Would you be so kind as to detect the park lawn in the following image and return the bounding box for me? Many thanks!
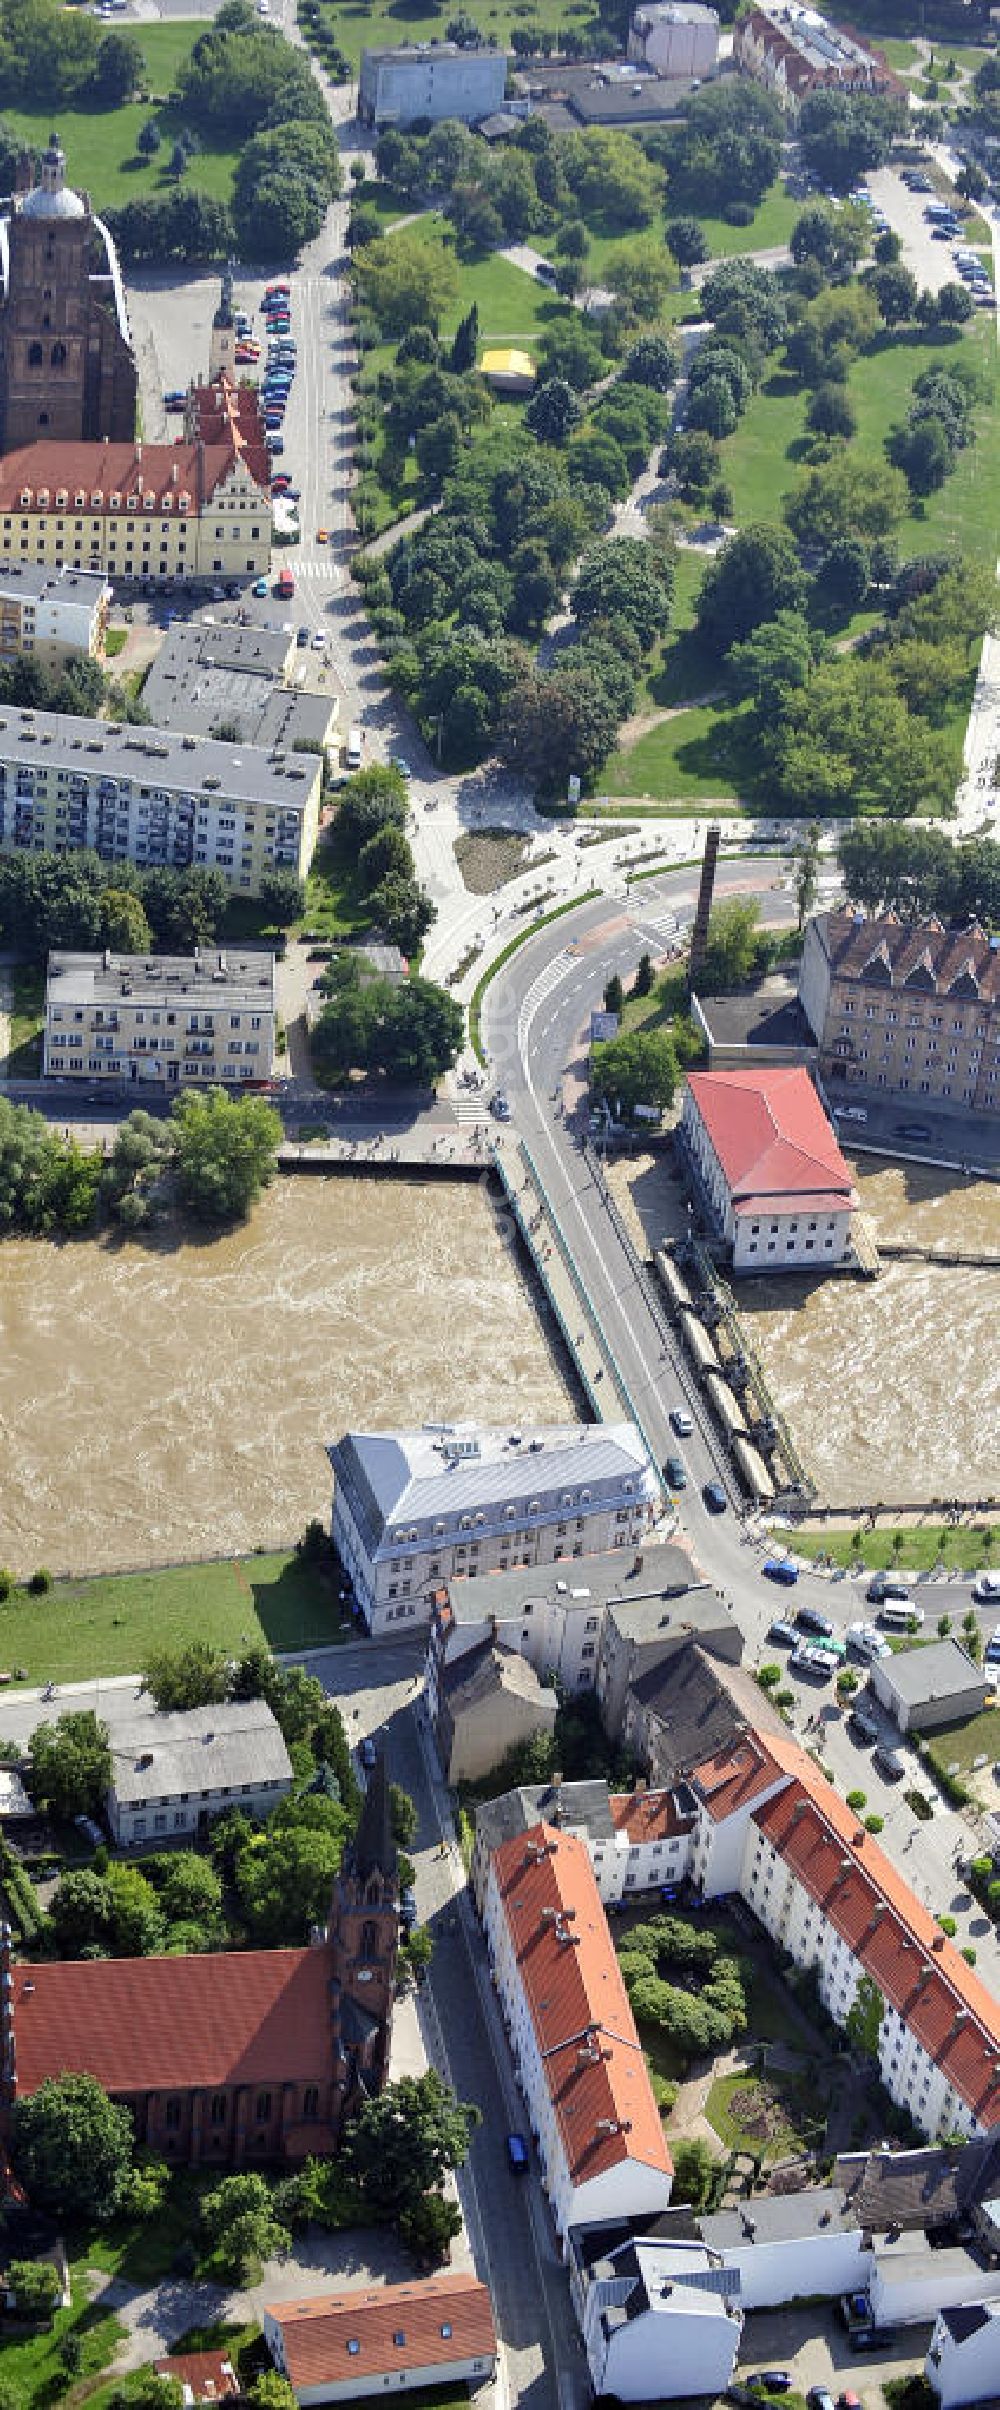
[927,1703,1000,1780]
[705,2066,824,2159]
[717,362,809,530]
[0,2260,124,2410]
[313,0,599,72]
[792,1523,999,1573]
[639,548,722,713]
[878,36,922,69]
[3,27,238,212]
[692,177,801,260]
[602,695,757,803]
[0,1551,344,1689]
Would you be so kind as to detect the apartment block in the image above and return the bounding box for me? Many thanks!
[0,426,271,590]
[0,563,109,670]
[0,708,322,892]
[330,1422,660,1637]
[44,948,277,1089]
[800,910,1000,1119]
[734,0,891,111]
[471,1776,698,1914]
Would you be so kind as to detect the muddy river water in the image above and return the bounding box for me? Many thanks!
[0,1175,572,1578]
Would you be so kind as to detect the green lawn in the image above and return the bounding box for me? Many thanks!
[400,213,577,349]
[879,35,922,69]
[0,2261,124,2410]
[705,2066,825,2159]
[690,177,802,261]
[309,0,599,73]
[0,1552,345,1690]
[639,549,721,712]
[793,1524,999,1574]
[603,696,757,803]
[927,1704,1000,1780]
[5,964,44,1077]
[4,28,238,212]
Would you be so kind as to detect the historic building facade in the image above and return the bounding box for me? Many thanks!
[0,134,136,451]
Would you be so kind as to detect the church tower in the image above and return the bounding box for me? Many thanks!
[329,1751,399,2135]
[0,133,136,451]
[209,262,237,385]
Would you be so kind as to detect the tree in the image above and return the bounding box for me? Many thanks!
[258,868,305,925]
[390,1782,419,1848]
[666,215,708,268]
[798,88,900,192]
[727,611,816,715]
[572,538,672,650]
[785,452,907,550]
[399,2190,463,2265]
[159,1852,224,1932]
[793,821,822,930]
[891,415,953,497]
[341,2070,480,2221]
[370,874,435,956]
[5,2259,61,2322]
[590,1029,678,1116]
[698,898,761,991]
[937,279,974,325]
[92,28,144,101]
[28,1711,110,1821]
[12,2074,133,2221]
[250,2378,297,2410]
[695,525,807,651]
[604,972,624,1015]
[845,1971,884,2058]
[49,1868,112,1955]
[813,536,870,622]
[98,886,152,955]
[868,261,918,327]
[136,116,161,160]
[670,2137,717,2210]
[606,240,674,324]
[667,80,783,214]
[500,666,621,783]
[450,302,479,373]
[525,378,581,446]
[200,2171,290,2282]
[808,382,857,440]
[143,1642,229,1710]
[354,233,459,336]
[699,258,787,351]
[235,1822,345,1943]
[170,1087,281,1224]
[622,333,679,392]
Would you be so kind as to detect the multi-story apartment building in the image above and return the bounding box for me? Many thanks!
[330,1422,661,1637]
[44,948,278,1088]
[680,1064,857,1271]
[800,910,1000,1119]
[471,1776,698,1914]
[0,708,322,892]
[0,425,271,590]
[0,563,109,670]
[482,1821,674,2245]
[734,0,891,112]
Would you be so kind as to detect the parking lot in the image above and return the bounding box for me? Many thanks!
[735,2303,931,2405]
[867,162,996,305]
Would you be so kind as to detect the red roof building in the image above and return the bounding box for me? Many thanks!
[483,1821,672,2243]
[0,427,271,589]
[154,2348,240,2402]
[263,2274,497,2402]
[681,1066,856,1272]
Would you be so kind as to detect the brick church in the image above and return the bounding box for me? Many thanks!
[0,1756,400,2168]
[0,132,136,452]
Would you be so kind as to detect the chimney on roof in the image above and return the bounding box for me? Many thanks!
[595,2118,619,2135]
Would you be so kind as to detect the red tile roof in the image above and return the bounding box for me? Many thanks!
[266,2274,496,2390]
[685,1068,855,1210]
[9,1945,336,2097]
[753,1750,1000,2128]
[610,1788,695,1841]
[690,1732,788,1823]
[0,436,256,517]
[187,375,270,493]
[824,910,1000,1007]
[154,2349,239,2401]
[492,1822,672,2186]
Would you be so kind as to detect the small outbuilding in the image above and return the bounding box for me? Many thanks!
[480,347,537,394]
[870,1640,988,1736]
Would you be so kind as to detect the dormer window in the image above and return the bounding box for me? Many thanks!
[37,488,49,507]
[126,494,139,511]
[18,490,31,507]
[55,488,67,508]
[74,489,86,508]
[143,491,155,511]
[161,493,172,511]
[91,490,103,508]
[109,492,121,510]
[177,493,190,513]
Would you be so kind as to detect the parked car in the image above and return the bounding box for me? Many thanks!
[296,626,309,647]
[702,1478,727,1513]
[808,2389,835,2410]
[663,1454,687,1490]
[762,1557,798,1586]
[896,1121,932,1141]
[796,1603,833,1638]
[767,1618,797,1646]
[866,1572,911,1604]
[848,1704,879,1744]
[750,2375,793,2394]
[252,576,269,596]
[669,1407,694,1437]
[506,2131,530,2174]
[399,1887,418,1936]
[974,1573,1000,1603]
[873,1741,905,1781]
[490,1093,511,1122]
[359,1735,377,1772]
[790,1642,834,1679]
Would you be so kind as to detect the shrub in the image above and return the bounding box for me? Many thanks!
[904,1789,932,1821]
[723,200,755,226]
[0,1569,13,1601]
[864,1813,884,1834]
[846,1789,867,1811]
[936,1913,957,1937]
[29,1568,52,1595]
[962,1946,977,1965]
[756,1664,781,1689]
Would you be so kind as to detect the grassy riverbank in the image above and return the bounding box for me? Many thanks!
[0,1551,345,1689]
[792,1526,998,1574]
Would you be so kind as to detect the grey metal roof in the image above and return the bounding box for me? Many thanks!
[877,1639,985,1705]
[0,707,320,813]
[141,621,337,754]
[445,1645,552,1716]
[474,1778,617,1857]
[443,1541,697,1628]
[702,2189,853,2251]
[329,1422,655,1554]
[46,948,276,1014]
[108,1700,291,1807]
[0,562,107,607]
[632,1644,783,1783]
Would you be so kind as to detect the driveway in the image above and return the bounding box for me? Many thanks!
[738,2301,929,2405]
[100,2221,418,2371]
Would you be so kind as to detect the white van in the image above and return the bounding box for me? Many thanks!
[879,1600,925,1630]
[345,725,364,771]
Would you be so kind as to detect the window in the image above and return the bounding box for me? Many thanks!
[211,2094,227,2125]
[256,2091,272,2121]
[303,2085,319,2120]
[393,2333,406,2349]
[347,2342,360,2357]
[164,2099,181,2130]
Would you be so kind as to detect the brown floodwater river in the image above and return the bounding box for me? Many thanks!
[0,1174,572,1578]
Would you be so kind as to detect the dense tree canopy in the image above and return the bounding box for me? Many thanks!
[695,525,807,652]
[12,2075,133,2222]
[169,1089,282,1225]
[590,1029,678,1115]
[341,2071,480,2220]
[28,1712,111,1821]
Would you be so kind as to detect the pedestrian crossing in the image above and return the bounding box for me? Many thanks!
[516,951,577,1053]
[288,558,341,583]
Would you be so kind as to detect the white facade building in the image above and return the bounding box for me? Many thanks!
[928,2302,1000,2407]
[0,562,108,668]
[330,1421,660,1637]
[106,1700,292,1847]
[44,948,277,1087]
[700,2190,868,2310]
[582,2235,741,2401]
[681,1066,856,1272]
[627,1,719,75]
[471,1777,698,1914]
[263,2275,496,2406]
[482,1821,673,2246]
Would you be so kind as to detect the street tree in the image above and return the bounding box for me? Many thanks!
[143,1642,229,1710]
[12,2074,133,2221]
[170,1087,282,1224]
[793,821,822,929]
[699,898,761,990]
[341,2070,480,2220]
[590,1030,678,1116]
[28,1711,111,1820]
